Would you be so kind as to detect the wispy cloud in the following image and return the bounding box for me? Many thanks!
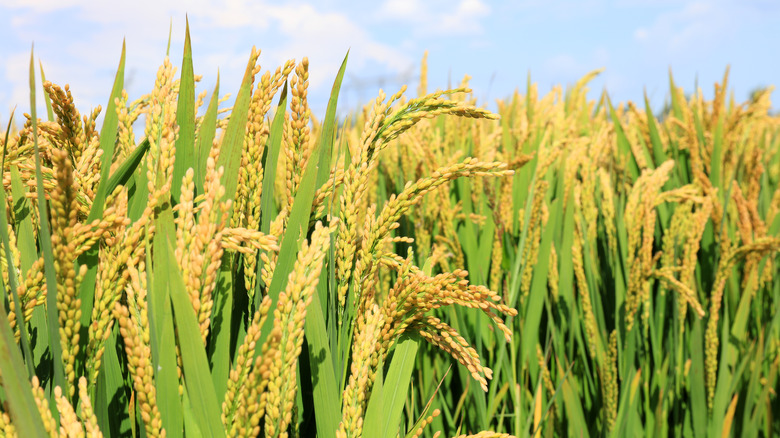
[2,0,778,118]
[377,0,492,36]
[632,2,740,53]
[1,0,411,115]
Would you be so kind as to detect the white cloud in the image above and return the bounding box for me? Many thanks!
[258,4,412,90]
[0,0,84,13]
[376,0,492,36]
[1,1,412,115]
[615,0,678,6]
[439,0,491,34]
[631,2,739,52]
[3,51,41,117]
[508,0,606,20]
[377,0,424,21]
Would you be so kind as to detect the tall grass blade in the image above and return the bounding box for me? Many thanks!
[196,73,219,194]
[315,51,348,189]
[216,49,258,207]
[259,82,288,236]
[0,115,34,378]
[164,235,225,438]
[379,335,420,438]
[151,213,184,438]
[106,138,150,195]
[301,54,348,438]
[38,61,54,121]
[30,44,66,393]
[0,300,47,436]
[78,41,126,381]
[172,17,195,204]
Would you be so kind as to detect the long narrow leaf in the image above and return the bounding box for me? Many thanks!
[0,299,47,436]
[78,40,126,380]
[0,125,34,377]
[172,17,195,204]
[196,73,219,194]
[165,236,225,438]
[30,45,67,393]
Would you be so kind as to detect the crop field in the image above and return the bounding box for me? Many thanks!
[0,24,778,437]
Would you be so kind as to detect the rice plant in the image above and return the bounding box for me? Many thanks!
[0,21,778,437]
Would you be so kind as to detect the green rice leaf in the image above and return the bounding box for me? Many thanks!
[10,163,48,368]
[151,211,184,438]
[0,120,34,378]
[0,298,47,436]
[259,82,288,236]
[379,335,420,438]
[305,291,342,438]
[208,254,233,404]
[38,61,54,122]
[172,17,195,204]
[314,51,348,190]
[644,92,667,171]
[95,326,132,436]
[257,54,347,437]
[105,138,150,196]
[30,44,67,394]
[88,39,125,220]
[607,95,639,181]
[520,196,559,366]
[78,40,126,381]
[216,49,258,208]
[182,389,204,438]
[164,236,225,438]
[196,73,219,194]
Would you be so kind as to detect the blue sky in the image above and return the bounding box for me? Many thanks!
[1,0,778,121]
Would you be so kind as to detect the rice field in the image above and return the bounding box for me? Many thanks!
[0,24,778,437]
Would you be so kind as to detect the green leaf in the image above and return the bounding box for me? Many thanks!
[78,40,126,382]
[38,61,54,122]
[520,196,559,367]
[9,165,37,275]
[89,39,126,220]
[255,81,287,310]
[196,73,219,194]
[260,53,348,325]
[557,358,590,438]
[216,49,258,208]
[151,211,183,438]
[644,92,668,171]
[106,139,150,196]
[688,319,707,438]
[95,326,132,436]
[9,163,48,368]
[182,389,204,438]
[259,82,288,236]
[165,236,225,438]
[710,113,725,191]
[607,95,639,182]
[258,53,348,438]
[0,113,34,378]
[364,356,384,432]
[30,44,67,394]
[314,51,348,191]
[129,156,150,222]
[208,254,233,405]
[172,16,195,204]
[378,335,420,438]
[0,297,48,436]
[304,291,342,438]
